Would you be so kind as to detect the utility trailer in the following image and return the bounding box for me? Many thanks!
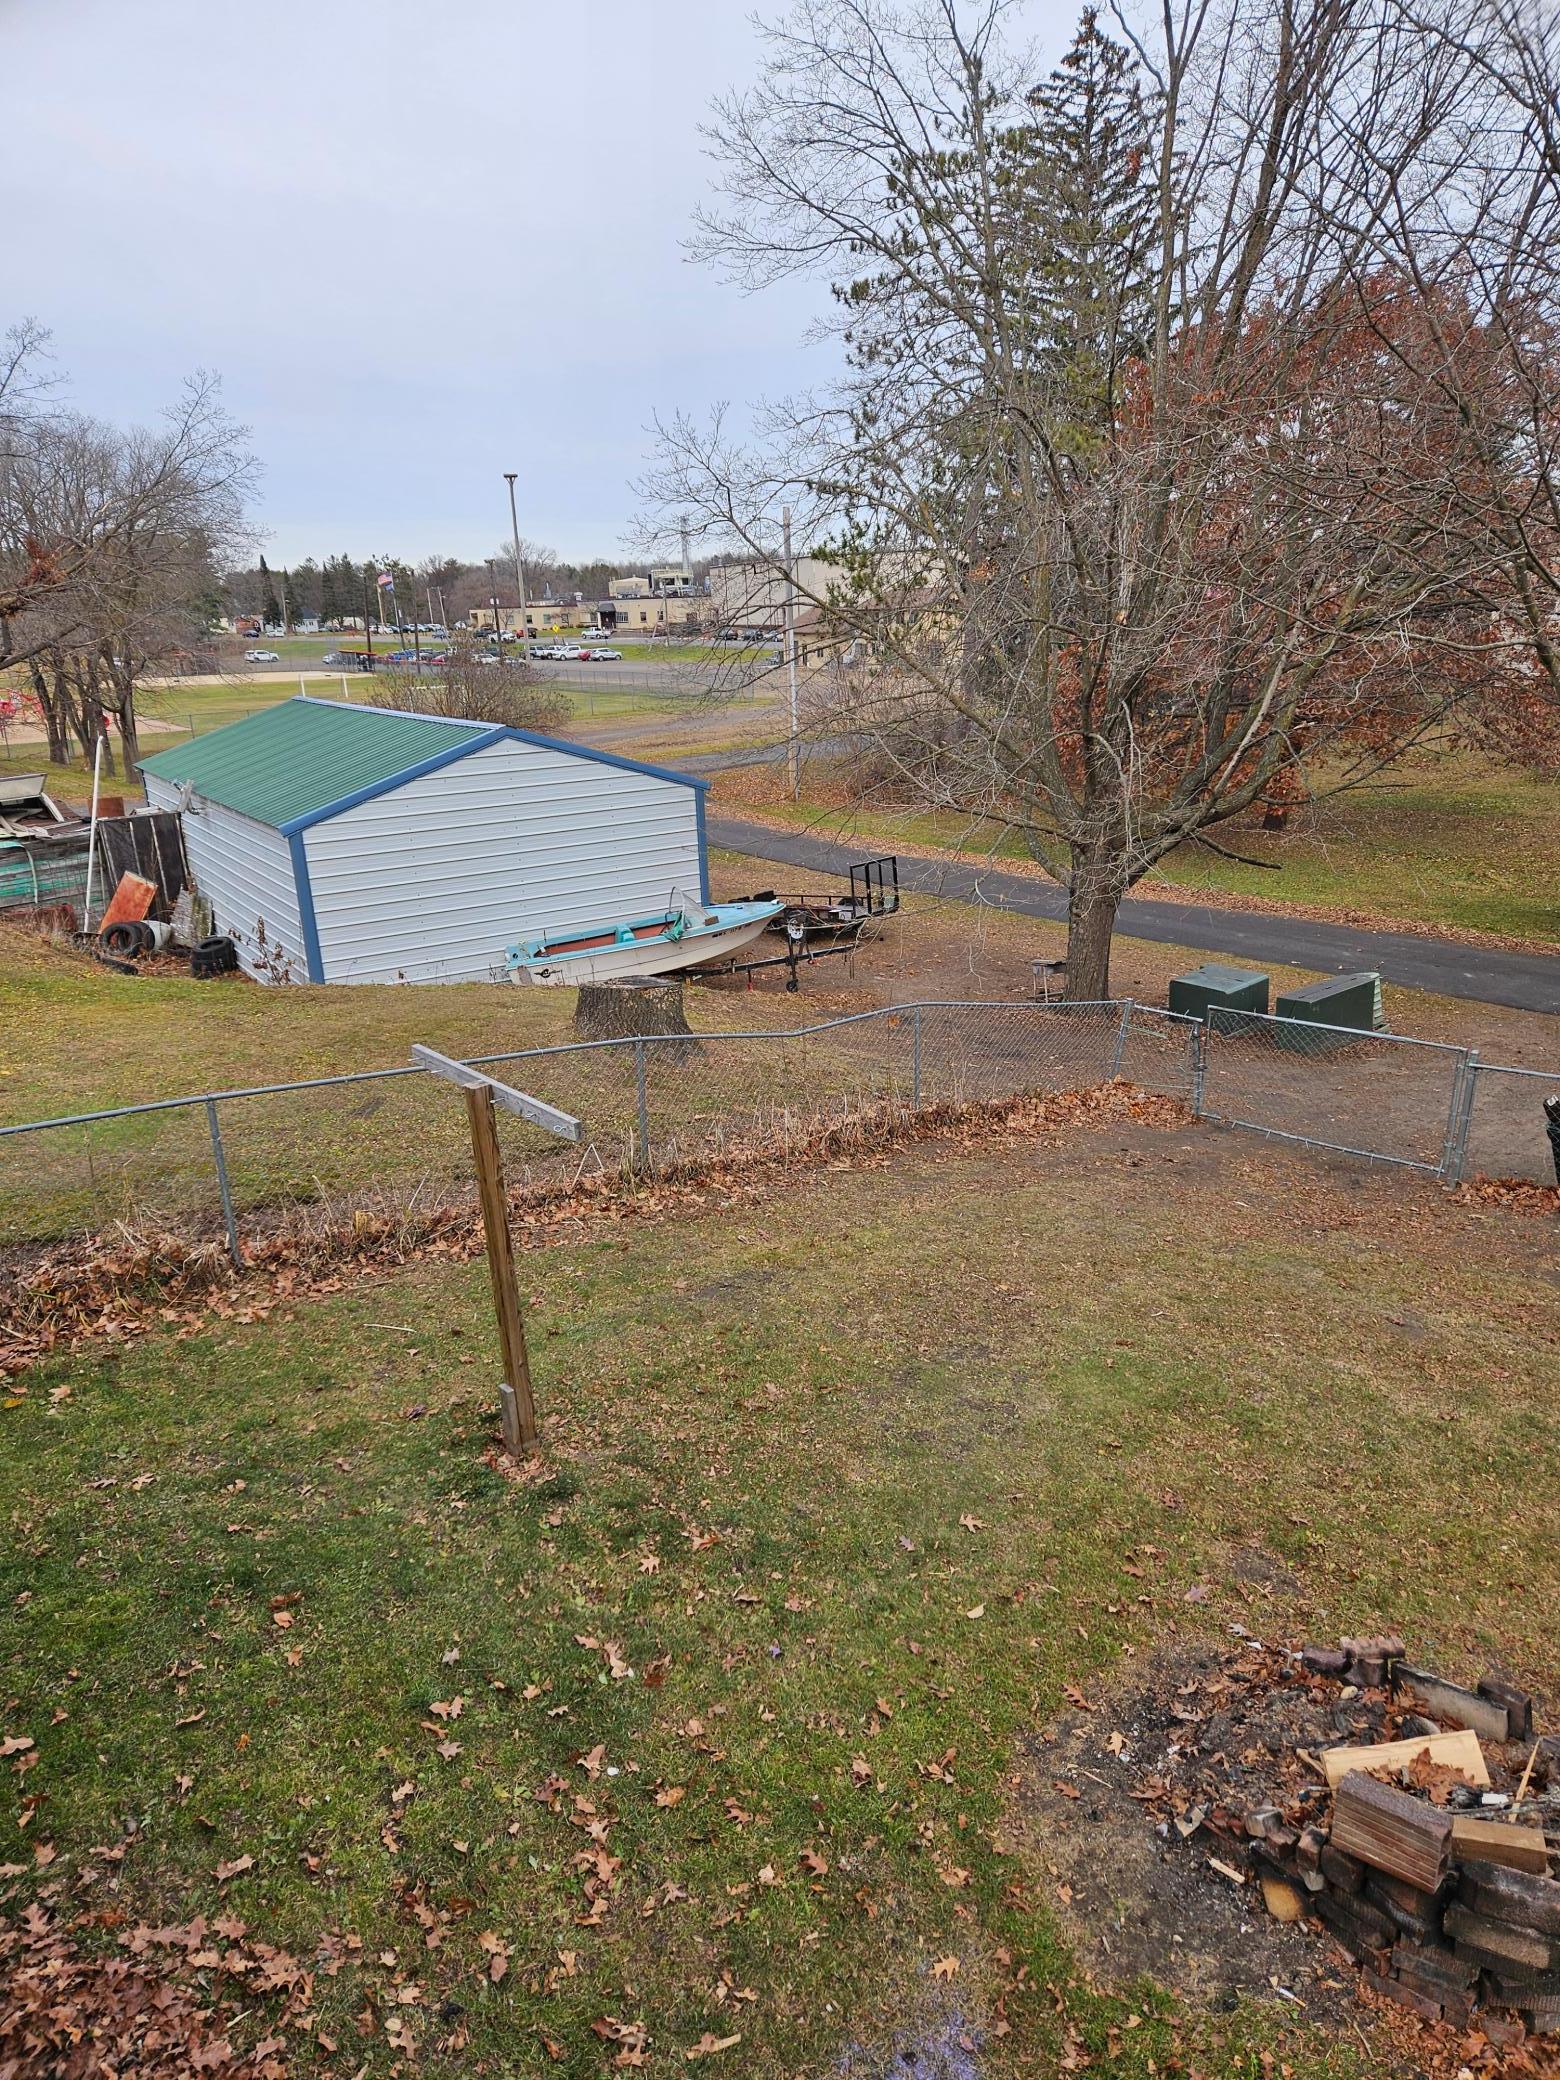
[727,856,901,991]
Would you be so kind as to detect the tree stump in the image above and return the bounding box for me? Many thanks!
[574,979,699,1058]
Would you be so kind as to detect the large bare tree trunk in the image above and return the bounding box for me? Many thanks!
[1065,853,1124,1001]
[1064,893,1119,1003]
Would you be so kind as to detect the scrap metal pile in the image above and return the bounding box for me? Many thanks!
[1130,1634,1557,2046]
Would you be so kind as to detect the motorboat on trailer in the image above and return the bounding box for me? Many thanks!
[506,895,783,987]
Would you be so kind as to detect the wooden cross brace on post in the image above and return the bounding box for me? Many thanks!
[412,1046,582,1456]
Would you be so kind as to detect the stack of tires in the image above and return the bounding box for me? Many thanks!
[99,919,173,958]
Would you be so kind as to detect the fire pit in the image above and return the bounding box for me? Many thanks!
[1018,1632,1556,2053]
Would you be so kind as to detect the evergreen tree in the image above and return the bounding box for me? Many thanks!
[258,554,281,629]
[293,557,322,624]
[1000,10,1160,439]
[318,557,339,628]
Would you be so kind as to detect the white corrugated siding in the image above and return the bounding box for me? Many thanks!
[301,736,703,985]
[143,775,307,984]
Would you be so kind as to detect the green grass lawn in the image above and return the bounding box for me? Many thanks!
[727,752,1560,943]
[3,1117,1555,2075]
[0,924,580,1125]
[0,678,747,806]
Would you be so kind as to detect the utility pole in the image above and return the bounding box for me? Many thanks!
[782,504,800,798]
[362,579,376,668]
[504,472,529,658]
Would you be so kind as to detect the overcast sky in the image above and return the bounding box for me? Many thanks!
[5,0,1065,569]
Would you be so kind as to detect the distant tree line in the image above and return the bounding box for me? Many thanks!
[219,545,724,630]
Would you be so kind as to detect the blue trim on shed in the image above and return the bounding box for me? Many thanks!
[287,831,326,983]
[278,711,709,838]
[274,708,713,952]
[491,726,711,797]
[694,788,711,904]
[278,726,508,835]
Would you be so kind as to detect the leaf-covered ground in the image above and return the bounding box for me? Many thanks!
[3,1105,1557,2076]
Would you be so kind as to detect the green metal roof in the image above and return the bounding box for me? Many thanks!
[138,698,494,831]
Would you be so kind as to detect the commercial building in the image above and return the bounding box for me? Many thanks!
[707,556,844,639]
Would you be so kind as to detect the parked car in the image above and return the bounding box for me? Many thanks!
[243,648,281,663]
[588,647,622,661]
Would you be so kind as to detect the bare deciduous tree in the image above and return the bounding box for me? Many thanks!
[3,343,256,770]
[644,0,1560,996]
[377,632,571,733]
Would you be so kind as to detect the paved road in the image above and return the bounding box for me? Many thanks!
[705,815,1560,1016]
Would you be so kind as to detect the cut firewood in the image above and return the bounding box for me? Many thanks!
[1330,1771,1454,1891]
[1320,1726,1489,1790]
[1392,1940,1478,1996]
[1261,1874,1305,1922]
[1451,1816,1552,1877]
[1396,1666,1510,1745]
[1443,1902,1555,1973]
[1312,1884,1396,1960]
[1478,1674,1535,1744]
[1457,1859,1560,1937]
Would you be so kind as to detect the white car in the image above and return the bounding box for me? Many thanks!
[588,647,622,661]
[244,648,281,663]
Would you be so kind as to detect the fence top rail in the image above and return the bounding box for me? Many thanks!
[0,997,1133,1139]
[1208,1006,1469,1057]
[1468,1061,1560,1083]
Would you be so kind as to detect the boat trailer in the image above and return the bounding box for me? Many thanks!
[724,856,901,992]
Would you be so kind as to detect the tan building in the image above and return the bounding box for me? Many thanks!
[708,555,844,637]
[604,594,706,634]
[609,568,697,600]
[470,602,582,635]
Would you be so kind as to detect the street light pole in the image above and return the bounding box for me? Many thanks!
[504,472,529,658]
[782,504,800,799]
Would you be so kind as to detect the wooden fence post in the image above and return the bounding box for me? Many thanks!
[464,1081,538,1454]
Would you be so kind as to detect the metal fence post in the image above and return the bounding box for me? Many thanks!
[1440,1049,1479,1184]
[634,1039,651,1176]
[1110,999,1134,1079]
[912,1005,923,1109]
[205,1098,244,1269]
[1190,1019,1207,1119]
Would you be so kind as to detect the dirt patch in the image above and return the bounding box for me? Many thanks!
[1009,1635,1560,2074]
[1010,1639,1365,2026]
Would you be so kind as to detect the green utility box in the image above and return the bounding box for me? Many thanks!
[1274,971,1380,1033]
[1168,963,1270,1021]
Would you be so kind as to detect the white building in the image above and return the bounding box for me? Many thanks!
[138,695,710,985]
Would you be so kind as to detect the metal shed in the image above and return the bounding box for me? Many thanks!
[138,696,711,985]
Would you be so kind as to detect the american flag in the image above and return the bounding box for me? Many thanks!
[376,570,394,589]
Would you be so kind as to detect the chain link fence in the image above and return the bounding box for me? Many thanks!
[1445,1060,1560,1187]
[1197,1009,1471,1173]
[2,1002,1554,1277]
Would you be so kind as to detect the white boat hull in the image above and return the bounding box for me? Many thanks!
[517,910,774,986]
